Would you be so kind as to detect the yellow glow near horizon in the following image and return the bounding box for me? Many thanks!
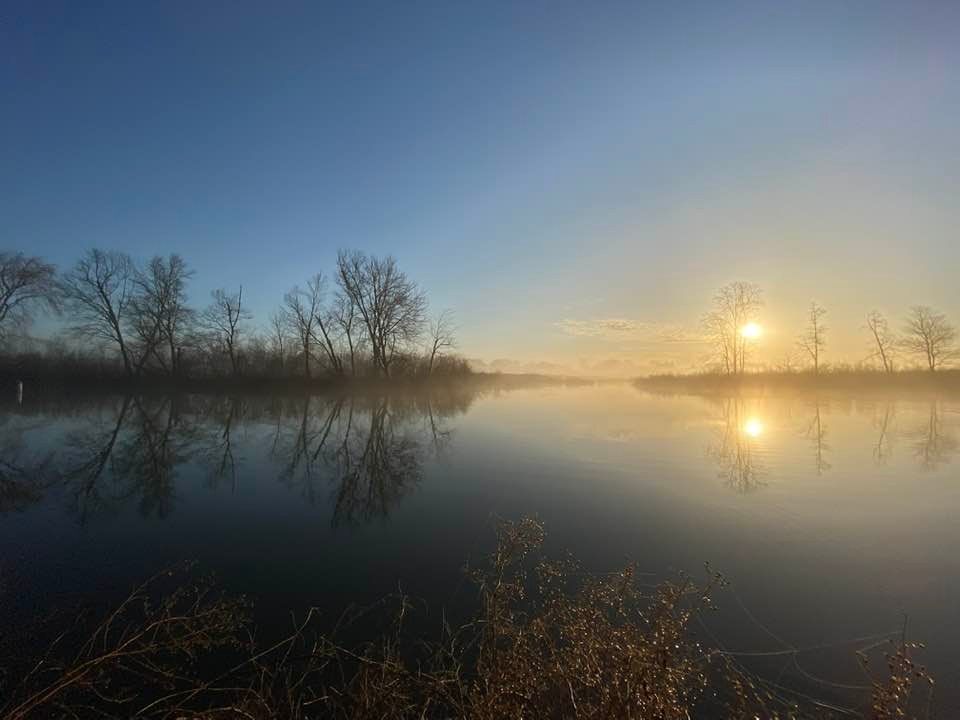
[741,322,762,339]
[743,419,764,438]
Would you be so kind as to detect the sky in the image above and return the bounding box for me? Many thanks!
[3,1,959,375]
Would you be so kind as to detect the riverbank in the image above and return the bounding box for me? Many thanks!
[1,369,596,400]
[0,518,931,720]
[635,368,960,396]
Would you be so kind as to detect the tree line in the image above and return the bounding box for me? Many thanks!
[0,249,464,381]
[701,281,957,375]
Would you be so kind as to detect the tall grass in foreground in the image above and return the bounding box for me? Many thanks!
[0,519,935,719]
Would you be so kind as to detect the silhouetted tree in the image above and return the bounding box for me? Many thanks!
[901,306,956,372]
[60,249,137,377]
[131,255,193,375]
[336,251,427,378]
[797,302,828,375]
[0,252,60,342]
[865,310,896,374]
[269,311,288,371]
[282,277,323,379]
[427,309,456,376]
[200,287,249,376]
[700,282,762,375]
[310,276,344,376]
[332,293,361,377]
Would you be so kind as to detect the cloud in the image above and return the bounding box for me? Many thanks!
[555,318,705,345]
[555,317,645,338]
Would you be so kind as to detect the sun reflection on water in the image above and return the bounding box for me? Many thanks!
[743,418,764,438]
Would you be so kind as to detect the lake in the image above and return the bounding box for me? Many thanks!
[2,380,959,712]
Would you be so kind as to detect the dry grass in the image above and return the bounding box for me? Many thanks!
[0,520,936,719]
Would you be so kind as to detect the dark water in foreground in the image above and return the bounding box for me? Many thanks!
[2,381,959,711]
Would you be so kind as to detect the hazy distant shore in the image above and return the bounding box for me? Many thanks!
[0,367,593,398]
[635,368,960,395]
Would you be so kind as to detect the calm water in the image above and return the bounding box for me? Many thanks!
[2,381,959,711]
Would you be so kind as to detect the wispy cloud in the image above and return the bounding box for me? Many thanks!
[555,318,705,345]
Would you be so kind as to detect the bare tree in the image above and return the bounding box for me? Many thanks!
[201,287,250,376]
[269,311,288,371]
[0,252,60,342]
[865,310,896,373]
[283,274,337,379]
[310,281,344,376]
[700,282,763,375]
[336,251,427,378]
[901,306,957,372]
[332,293,361,377]
[282,281,316,379]
[797,302,828,375]
[427,309,457,375]
[60,249,136,377]
[128,255,194,376]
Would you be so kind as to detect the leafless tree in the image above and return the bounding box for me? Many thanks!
[60,249,137,377]
[700,282,763,375]
[269,311,288,371]
[201,287,250,376]
[282,278,321,379]
[311,284,344,376]
[865,310,896,373]
[129,255,194,376]
[427,309,457,375]
[901,305,957,372]
[282,273,344,378]
[332,293,362,377]
[151,255,192,375]
[0,252,60,342]
[336,250,427,378]
[797,301,827,375]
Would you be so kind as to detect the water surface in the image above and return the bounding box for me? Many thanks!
[2,381,958,711]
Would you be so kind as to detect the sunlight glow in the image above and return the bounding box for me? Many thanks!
[743,419,764,438]
[740,322,762,339]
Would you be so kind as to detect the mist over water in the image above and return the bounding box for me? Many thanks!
[2,381,959,709]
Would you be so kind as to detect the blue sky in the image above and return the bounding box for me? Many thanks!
[3,1,959,373]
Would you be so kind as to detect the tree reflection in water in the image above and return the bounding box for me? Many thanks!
[910,401,959,472]
[803,398,831,476]
[271,391,460,526]
[707,397,767,493]
[60,396,132,523]
[0,416,52,513]
[872,402,896,465]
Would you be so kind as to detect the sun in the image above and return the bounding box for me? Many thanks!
[743,419,764,438]
[741,322,762,339]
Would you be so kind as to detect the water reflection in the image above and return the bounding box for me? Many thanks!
[60,396,132,522]
[60,396,197,521]
[872,403,895,465]
[0,416,51,512]
[3,386,959,521]
[707,398,767,493]
[270,394,445,525]
[910,402,959,472]
[803,399,831,476]
[5,385,482,526]
[197,396,243,491]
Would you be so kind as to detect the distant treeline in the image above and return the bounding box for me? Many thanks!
[637,366,960,395]
[0,249,468,385]
[697,281,958,376]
